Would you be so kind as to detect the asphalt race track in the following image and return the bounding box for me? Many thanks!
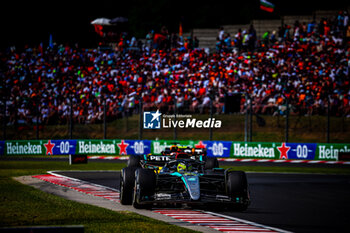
[56,171,350,233]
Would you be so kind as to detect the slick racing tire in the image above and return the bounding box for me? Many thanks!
[226,171,249,211]
[132,168,156,209]
[205,157,219,170]
[120,167,137,205]
[127,155,141,167]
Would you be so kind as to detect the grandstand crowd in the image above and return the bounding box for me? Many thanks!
[1,11,350,125]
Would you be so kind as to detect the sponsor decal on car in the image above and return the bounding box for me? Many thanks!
[149,155,171,161]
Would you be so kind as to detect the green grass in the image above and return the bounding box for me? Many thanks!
[0,161,127,176]
[5,114,350,143]
[0,160,196,233]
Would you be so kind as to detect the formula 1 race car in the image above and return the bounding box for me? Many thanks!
[120,150,250,211]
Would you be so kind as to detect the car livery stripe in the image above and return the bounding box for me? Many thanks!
[33,172,290,233]
[86,156,350,164]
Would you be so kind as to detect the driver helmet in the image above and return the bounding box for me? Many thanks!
[177,162,192,172]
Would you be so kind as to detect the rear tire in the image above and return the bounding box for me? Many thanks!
[226,171,249,211]
[133,168,156,209]
[120,167,137,205]
[205,157,219,170]
[127,155,141,167]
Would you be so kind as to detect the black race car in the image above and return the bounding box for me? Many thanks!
[120,150,250,211]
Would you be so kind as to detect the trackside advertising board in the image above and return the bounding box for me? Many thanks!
[76,140,118,155]
[316,143,350,161]
[1,139,349,161]
[231,142,317,160]
[5,140,44,155]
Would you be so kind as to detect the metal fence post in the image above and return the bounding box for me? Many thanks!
[2,75,6,140]
[249,96,253,142]
[244,96,248,142]
[327,96,330,143]
[139,99,143,140]
[174,96,177,141]
[14,98,18,135]
[125,108,128,132]
[209,97,213,141]
[285,97,289,143]
[36,99,40,140]
[69,94,73,139]
[3,96,6,140]
[103,98,107,139]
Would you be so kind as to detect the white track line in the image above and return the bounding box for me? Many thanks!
[48,171,120,192]
[205,211,292,233]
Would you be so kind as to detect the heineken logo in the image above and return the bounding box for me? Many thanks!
[6,142,42,155]
[233,143,275,158]
[318,145,350,160]
[78,141,116,154]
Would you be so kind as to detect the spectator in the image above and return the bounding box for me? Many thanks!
[2,10,350,128]
[218,27,225,41]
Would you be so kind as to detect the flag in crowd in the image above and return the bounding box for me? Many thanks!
[260,0,275,13]
[179,22,183,37]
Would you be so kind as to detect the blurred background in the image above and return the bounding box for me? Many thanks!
[1,0,348,48]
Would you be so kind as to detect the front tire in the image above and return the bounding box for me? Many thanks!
[132,168,156,209]
[226,171,249,211]
[120,167,137,205]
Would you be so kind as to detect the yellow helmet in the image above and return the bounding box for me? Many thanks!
[177,162,187,172]
[177,162,192,172]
